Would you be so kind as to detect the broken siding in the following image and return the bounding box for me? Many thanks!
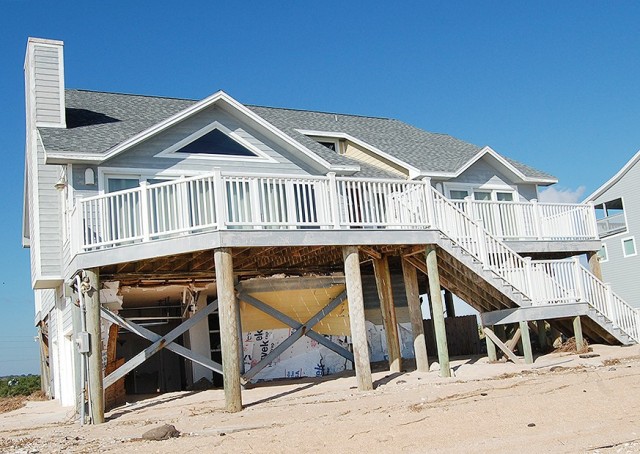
[103,106,312,176]
[39,289,56,316]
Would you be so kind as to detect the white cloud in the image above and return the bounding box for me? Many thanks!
[538,185,586,203]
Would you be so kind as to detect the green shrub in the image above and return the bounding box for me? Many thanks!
[0,375,41,397]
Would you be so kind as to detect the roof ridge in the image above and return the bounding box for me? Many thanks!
[66,88,198,102]
[248,104,393,121]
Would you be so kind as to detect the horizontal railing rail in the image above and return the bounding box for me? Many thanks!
[72,172,433,253]
[529,258,639,342]
[451,199,597,241]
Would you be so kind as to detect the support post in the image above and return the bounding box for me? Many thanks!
[519,320,533,364]
[537,320,548,351]
[425,244,450,377]
[343,246,373,391]
[444,289,455,317]
[214,248,242,412]
[485,326,497,362]
[84,268,104,424]
[573,315,585,352]
[373,255,401,373]
[401,259,429,372]
[587,251,603,281]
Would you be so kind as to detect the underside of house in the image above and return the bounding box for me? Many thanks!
[22,38,639,423]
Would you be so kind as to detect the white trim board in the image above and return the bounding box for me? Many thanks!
[154,120,278,163]
[585,149,640,202]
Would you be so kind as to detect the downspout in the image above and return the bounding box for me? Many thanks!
[74,274,88,426]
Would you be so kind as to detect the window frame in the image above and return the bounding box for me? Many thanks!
[444,183,518,202]
[155,121,278,163]
[621,236,637,258]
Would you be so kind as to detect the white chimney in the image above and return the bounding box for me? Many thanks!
[24,37,66,128]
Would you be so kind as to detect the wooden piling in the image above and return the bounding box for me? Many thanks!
[573,316,585,352]
[343,246,373,391]
[84,268,104,424]
[485,326,497,362]
[444,289,455,317]
[401,259,429,372]
[519,320,533,364]
[373,255,401,373]
[587,251,604,281]
[537,320,548,351]
[214,248,242,412]
[425,245,450,378]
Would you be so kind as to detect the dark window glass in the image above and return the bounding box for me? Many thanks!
[177,129,256,156]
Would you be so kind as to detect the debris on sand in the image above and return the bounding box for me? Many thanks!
[141,424,180,441]
[554,337,591,354]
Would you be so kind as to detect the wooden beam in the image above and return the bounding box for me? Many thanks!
[537,320,548,351]
[573,316,584,352]
[505,327,522,352]
[519,320,533,364]
[214,247,242,413]
[84,268,104,424]
[239,291,351,382]
[360,246,382,260]
[101,307,223,376]
[425,245,450,378]
[401,258,429,372]
[587,251,603,281]
[444,289,455,317]
[483,328,521,364]
[373,255,401,373]
[343,246,373,391]
[484,326,497,362]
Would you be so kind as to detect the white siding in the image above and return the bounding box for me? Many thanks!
[28,41,65,127]
[593,161,640,308]
[35,139,63,280]
[39,289,56,316]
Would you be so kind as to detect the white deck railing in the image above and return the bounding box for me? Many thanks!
[529,258,640,341]
[68,171,637,341]
[451,199,598,241]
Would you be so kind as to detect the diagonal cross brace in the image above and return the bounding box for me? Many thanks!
[238,290,353,383]
[101,301,222,389]
[238,291,353,363]
[101,307,223,381]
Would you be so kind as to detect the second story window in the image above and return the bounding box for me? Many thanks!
[594,198,626,238]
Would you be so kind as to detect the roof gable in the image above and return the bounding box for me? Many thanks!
[585,149,640,202]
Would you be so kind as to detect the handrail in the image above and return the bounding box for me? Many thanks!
[451,198,598,240]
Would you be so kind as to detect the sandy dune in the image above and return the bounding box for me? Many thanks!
[2,344,640,453]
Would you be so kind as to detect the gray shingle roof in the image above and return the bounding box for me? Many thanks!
[38,89,555,181]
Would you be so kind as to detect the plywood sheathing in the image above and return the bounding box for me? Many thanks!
[238,276,350,336]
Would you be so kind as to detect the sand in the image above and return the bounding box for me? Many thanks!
[2,344,640,453]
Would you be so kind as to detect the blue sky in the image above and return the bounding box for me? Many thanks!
[2,1,640,375]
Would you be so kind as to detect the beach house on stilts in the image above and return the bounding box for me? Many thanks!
[22,37,639,423]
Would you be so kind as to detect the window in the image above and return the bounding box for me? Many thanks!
[597,244,608,262]
[449,190,469,200]
[318,141,336,151]
[622,237,636,257]
[473,191,491,201]
[594,198,627,237]
[175,128,256,156]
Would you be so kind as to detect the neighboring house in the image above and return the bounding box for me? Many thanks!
[23,38,638,419]
[585,150,640,309]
